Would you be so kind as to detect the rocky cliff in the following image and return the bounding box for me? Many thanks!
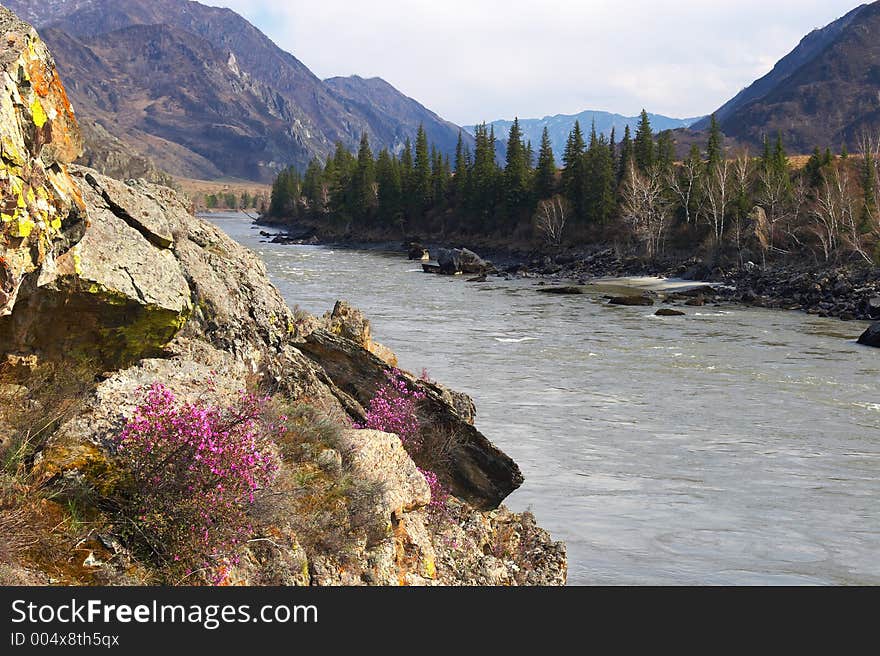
[0,7,565,586]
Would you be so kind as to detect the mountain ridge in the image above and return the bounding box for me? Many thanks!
[2,0,472,181]
[695,1,880,152]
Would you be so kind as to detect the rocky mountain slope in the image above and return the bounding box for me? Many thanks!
[694,2,880,152]
[2,0,473,182]
[0,7,564,586]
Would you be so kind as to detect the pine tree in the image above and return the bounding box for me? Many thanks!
[609,126,618,173]
[585,124,615,225]
[414,124,432,212]
[470,122,500,221]
[352,133,376,222]
[504,118,530,214]
[618,124,634,185]
[400,137,414,217]
[656,130,675,170]
[453,131,468,201]
[431,146,448,207]
[375,148,402,225]
[562,121,586,219]
[634,109,654,172]
[269,166,302,217]
[327,141,356,220]
[302,157,325,214]
[707,114,723,168]
[534,126,557,200]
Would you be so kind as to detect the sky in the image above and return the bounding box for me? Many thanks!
[219,0,864,125]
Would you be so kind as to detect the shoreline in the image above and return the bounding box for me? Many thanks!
[253,215,880,324]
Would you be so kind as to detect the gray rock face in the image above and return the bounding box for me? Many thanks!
[339,429,431,517]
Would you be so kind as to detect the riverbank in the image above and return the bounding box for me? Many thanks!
[255,216,880,323]
[214,213,880,584]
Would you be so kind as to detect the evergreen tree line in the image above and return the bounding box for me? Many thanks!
[205,190,267,211]
[269,114,880,265]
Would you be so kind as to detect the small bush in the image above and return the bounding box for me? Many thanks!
[358,370,452,520]
[112,383,280,581]
[359,369,425,448]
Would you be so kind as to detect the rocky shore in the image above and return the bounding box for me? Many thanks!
[258,214,880,325]
[0,8,565,586]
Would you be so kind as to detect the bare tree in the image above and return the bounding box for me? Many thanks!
[810,163,865,262]
[858,131,880,235]
[621,163,670,258]
[700,157,732,246]
[534,196,569,247]
[731,149,754,262]
[667,151,702,225]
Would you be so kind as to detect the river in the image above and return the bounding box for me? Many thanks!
[207,212,880,585]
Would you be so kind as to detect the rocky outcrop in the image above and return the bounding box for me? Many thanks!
[0,8,563,587]
[296,329,523,510]
[320,300,397,367]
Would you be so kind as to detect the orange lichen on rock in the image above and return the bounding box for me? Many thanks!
[0,7,85,316]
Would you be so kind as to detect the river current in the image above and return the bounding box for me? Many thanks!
[208,213,879,585]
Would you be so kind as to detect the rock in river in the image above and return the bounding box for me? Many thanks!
[655,308,686,316]
[609,295,654,307]
[857,322,880,347]
[537,286,585,295]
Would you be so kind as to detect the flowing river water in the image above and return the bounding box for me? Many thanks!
[208,213,879,585]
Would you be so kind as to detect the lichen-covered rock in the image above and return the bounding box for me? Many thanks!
[321,300,398,367]
[431,502,567,586]
[339,429,431,517]
[0,6,84,317]
[225,527,310,587]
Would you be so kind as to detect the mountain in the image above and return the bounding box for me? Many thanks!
[40,23,317,181]
[695,2,880,152]
[468,111,703,160]
[3,0,472,182]
[324,76,467,159]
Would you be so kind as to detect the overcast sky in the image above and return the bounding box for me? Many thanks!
[219,0,863,125]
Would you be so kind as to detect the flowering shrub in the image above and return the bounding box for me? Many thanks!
[358,370,451,518]
[113,383,280,581]
[359,369,426,448]
[418,467,449,513]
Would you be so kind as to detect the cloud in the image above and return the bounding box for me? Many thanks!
[218,0,862,124]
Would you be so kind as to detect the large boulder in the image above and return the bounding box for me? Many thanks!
[436,248,490,275]
[338,429,431,517]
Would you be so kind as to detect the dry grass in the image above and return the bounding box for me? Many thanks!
[252,402,387,567]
